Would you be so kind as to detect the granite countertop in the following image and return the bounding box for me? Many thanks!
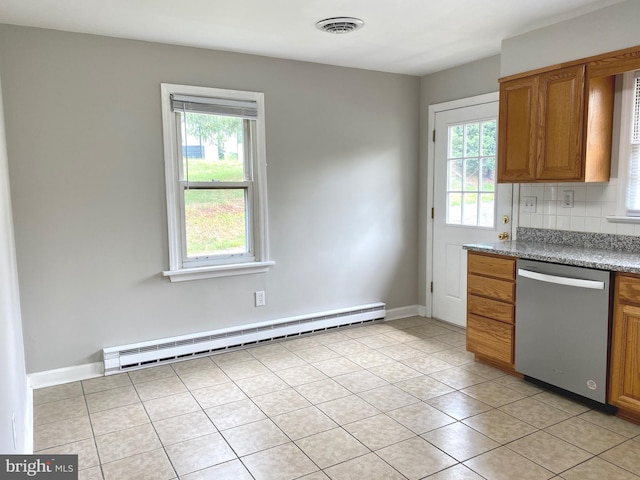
[463,228,640,274]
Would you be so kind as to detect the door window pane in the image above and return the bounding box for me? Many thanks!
[449,125,464,158]
[464,123,480,157]
[464,158,479,191]
[448,159,463,190]
[462,193,479,225]
[481,157,496,191]
[447,192,462,225]
[482,121,497,156]
[479,193,495,227]
[445,119,497,227]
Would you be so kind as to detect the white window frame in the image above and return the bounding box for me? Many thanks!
[160,83,273,282]
[609,70,640,224]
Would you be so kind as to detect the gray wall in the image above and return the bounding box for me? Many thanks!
[501,0,640,77]
[0,25,420,373]
[418,56,501,306]
[0,73,29,453]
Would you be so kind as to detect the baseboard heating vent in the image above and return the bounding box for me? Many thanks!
[103,302,385,375]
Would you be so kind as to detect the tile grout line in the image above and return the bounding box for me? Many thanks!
[137,367,181,480]
[80,381,106,480]
[31,317,640,480]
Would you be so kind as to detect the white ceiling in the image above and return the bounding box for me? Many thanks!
[0,0,628,76]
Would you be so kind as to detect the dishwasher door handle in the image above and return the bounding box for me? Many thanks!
[517,268,605,290]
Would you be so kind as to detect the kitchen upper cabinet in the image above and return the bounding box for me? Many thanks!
[536,66,585,181]
[497,76,538,181]
[466,251,516,373]
[498,64,613,183]
[609,273,640,422]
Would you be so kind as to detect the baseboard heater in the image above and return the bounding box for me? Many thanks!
[103,302,385,375]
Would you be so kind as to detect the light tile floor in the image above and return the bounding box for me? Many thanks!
[33,317,640,480]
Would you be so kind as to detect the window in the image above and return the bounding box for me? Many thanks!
[445,119,497,227]
[160,84,272,282]
[617,71,640,217]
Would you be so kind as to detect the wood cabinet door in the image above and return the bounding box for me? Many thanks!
[609,302,640,412]
[467,252,516,281]
[467,314,514,365]
[468,295,514,324]
[497,76,538,182]
[467,274,515,303]
[536,65,586,181]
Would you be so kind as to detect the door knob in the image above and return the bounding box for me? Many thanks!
[498,232,510,241]
[502,215,510,224]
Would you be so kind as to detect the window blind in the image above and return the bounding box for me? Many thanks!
[170,94,258,119]
[625,73,640,215]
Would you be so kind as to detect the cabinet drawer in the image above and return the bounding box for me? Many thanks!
[468,253,516,280]
[468,294,515,324]
[467,314,514,365]
[617,274,640,305]
[468,274,515,302]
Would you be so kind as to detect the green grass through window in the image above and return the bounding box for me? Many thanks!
[183,159,248,256]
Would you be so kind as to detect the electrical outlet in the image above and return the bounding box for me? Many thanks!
[255,291,266,307]
[522,196,537,213]
[563,190,574,208]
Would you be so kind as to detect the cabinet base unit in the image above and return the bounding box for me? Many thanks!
[466,252,517,374]
[467,314,513,365]
[609,273,640,422]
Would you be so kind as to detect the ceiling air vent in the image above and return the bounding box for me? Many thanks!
[316,17,364,34]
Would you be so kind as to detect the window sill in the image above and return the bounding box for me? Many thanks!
[605,215,640,224]
[162,261,275,282]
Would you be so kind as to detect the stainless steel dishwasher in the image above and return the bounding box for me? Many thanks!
[515,259,612,405]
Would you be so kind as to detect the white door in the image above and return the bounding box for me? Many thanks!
[431,101,512,326]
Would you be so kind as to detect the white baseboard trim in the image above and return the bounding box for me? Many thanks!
[385,305,421,321]
[25,382,33,454]
[418,305,428,317]
[28,362,103,389]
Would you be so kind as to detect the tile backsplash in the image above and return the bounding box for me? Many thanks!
[517,179,640,236]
